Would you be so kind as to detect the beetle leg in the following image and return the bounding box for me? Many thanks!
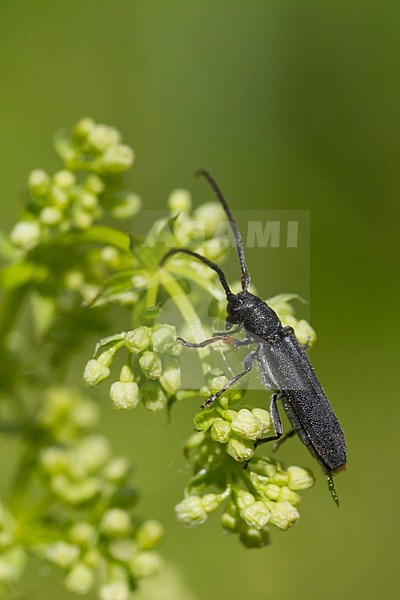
[178,334,254,349]
[201,351,256,409]
[255,392,284,446]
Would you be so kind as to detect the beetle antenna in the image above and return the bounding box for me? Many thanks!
[196,169,250,291]
[160,248,234,300]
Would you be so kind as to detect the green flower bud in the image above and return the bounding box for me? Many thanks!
[226,435,254,462]
[130,551,163,578]
[239,526,270,549]
[112,193,142,219]
[83,348,115,386]
[287,466,314,490]
[28,169,50,195]
[193,201,226,236]
[72,206,94,229]
[208,374,228,395]
[270,471,289,486]
[102,456,131,483]
[40,447,70,475]
[108,539,136,563]
[40,206,63,225]
[78,190,98,211]
[110,381,139,410]
[46,541,80,568]
[279,486,301,506]
[264,484,281,501]
[69,522,97,547]
[76,436,111,473]
[10,220,41,250]
[201,493,222,514]
[211,417,231,443]
[0,548,25,584]
[88,124,121,151]
[53,169,76,188]
[251,408,271,437]
[175,495,207,527]
[125,326,152,354]
[85,174,104,194]
[74,117,95,140]
[50,185,69,208]
[152,325,179,354]
[64,562,95,595]
[236,490,255,511]
[139,351,162,379]
[51,475,102,505]
[141,382,167,412]
[221,511,238,532]
[100,144,134,173]
[99,581,130,600]
[159,356,181,395]
[100,509,131,537]
[241,501,270,529]
[222,409,238,423]
[136,520,165,550]
[168,189,192,213]
[294,319,317,347]
[270,501,300,530]
[231,409,262,441]
[83,548,100,568]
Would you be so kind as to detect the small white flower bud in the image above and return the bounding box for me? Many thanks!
[221,511,238,532]
[236,490,255,511]
[211,418,231,443]
[108,539,136,563]
[78,190,98,211]
[72,206,94,229]
[175,495,208,527]
[125,326,152,353]
[74,118,95,139]
[100,509,131,537]
[69,522,97,547]
[10,220,41,250]
[139,351,162,379]
[168,189,192,213]
[239,526,270,549]
[112,193,142,219]
[270,501,300,530]
[136,520,165,550]
[241,501,270,529]
[279,486,301,506]
[76,436,111,473]
[110,381,139,410]
[287,466,314,490]
[88,124,121,151]
[83,359,110,387]
[100,144,134,173]
[231,408,262,441]
[64,562,95,595]
[102,456,131,483]
[193,201,226,236]
[28,169,50,195]
[40,206,63,225]
[264,484,281,501]
[294,319,317,347]
[46,541,80,568]
[85,174,105,194]
[53,169,76,188]
[159,356,181,395]
[130,551,163,578]
[226,435,254,462]
[151,325,178,354]
[141,382,167,412]
[99,581,130,600]
[251,408,271,437]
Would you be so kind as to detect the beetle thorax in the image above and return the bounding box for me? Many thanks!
[227,291,282,339]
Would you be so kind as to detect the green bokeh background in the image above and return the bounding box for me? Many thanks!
[0,2,398,599]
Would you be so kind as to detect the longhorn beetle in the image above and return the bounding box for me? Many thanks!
[161,170,347,504]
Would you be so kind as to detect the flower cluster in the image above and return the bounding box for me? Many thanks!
[84,323,182,412]
[32,386,165,598]
[10,119,139,254]
[176,432,314,548]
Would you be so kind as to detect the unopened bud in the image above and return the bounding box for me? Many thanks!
[100,509,131,537]
[139,351,162,379]
[226,435,254,462]
[240,501,270,529]
[270,501,299,530]
[168,189,192,213]
[64,562,95,595]
[211,418,231,443]
[175,495,207,527]
[287,466,314,490]
[231,409,262,441]
[125,326,152,354]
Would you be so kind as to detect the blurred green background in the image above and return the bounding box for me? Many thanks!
[0,2,399,599]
